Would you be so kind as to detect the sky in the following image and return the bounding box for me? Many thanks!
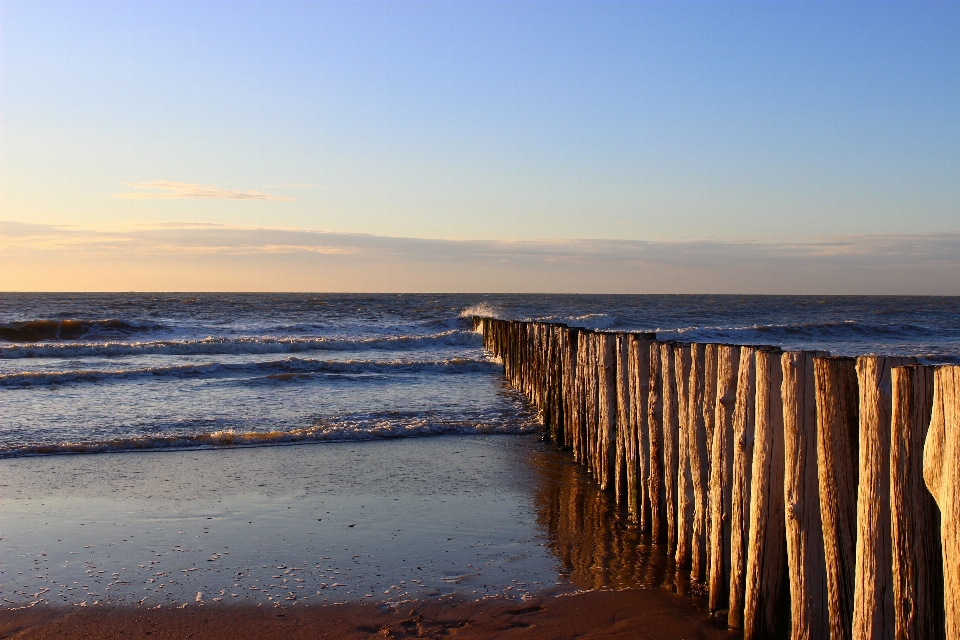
[2,0,959,293]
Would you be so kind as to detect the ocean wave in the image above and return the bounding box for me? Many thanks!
[0,319,163,342]
[0,330,482,359]
[658,320,940,343]
[549,313,616,330]
[459,303,502,321]
[0,356,501,387]
[0,413,538,458]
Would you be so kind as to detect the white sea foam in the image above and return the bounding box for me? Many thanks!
[459,303,502,321]
[0,357,501,386]
[0,414,538,458]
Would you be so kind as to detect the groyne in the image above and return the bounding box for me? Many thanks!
[473,316,956,640]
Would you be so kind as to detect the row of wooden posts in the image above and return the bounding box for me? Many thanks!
[473,316,959,640]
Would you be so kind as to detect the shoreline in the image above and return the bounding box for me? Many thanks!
[0,588,738,639]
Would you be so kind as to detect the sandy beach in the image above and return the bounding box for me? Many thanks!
[1,588,736,639]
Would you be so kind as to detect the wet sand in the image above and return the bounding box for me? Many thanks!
[1,589,736,639]
[1,434,735,637]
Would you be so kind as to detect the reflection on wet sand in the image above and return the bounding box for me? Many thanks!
[529,443,697,598]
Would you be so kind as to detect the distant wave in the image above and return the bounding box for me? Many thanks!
[0,356,501,387]
[657,320,941,343]
[0,319,163,342]
[0,411,538,458]
[0,329,482,359]
[555,313,616,330]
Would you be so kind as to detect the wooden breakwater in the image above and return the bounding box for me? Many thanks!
[473,316,957,640]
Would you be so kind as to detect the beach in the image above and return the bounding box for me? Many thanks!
[1,434,733,638]
[3,293,959,637]
[1,589,734,639]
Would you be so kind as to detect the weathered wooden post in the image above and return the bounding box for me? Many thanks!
[689,343,711,584]
[597,333,618,491]
[890,365,943,640]
[616,333,632,509]
[662,342,680,553]
[853,355,914,640]
[630,334,655,530]
[728,345,758,630]
[574,330,591,465]
[924,365,960,638]
[744,348,788,640]
[709,344,740,612]
[584,332,598,476]
[704,344,720,582]
[815,355,859,640]
[649,340,666,542]
[563,327,580,451]
[675,343,695,571]
[782,349,830,640]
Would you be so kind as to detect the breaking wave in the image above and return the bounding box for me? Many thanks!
[0,410,538,458]
[0,319,162,342]
[655,320,942,348]
[459,303,502,321]
[0,357,501,387]
[0,330,481,359]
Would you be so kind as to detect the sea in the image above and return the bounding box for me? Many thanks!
[1,293,958,609]
[2,293,959,459]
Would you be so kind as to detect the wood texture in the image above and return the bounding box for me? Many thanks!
[631,335,654,531]
[890,365,943,640]
[853,356,914,640]
[585,333,599,478]
[744,348,788,640]
[615,334,632,510]
[815,356,859,640]
[662,342,680,553]
[709,344,740,613]
[648,341,666,542]
[924,366,960,639]
[782,350,829,640]
[704,344,720,584]
[597,334,618,491]
[675,344,694,571]
[728,345,758,630]
[689,343,711,584]
[562,328,580,451]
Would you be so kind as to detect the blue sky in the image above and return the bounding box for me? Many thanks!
[2,1,959,291]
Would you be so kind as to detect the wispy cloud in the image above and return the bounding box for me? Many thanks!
[112,181,294,201]
[2,221,959,294]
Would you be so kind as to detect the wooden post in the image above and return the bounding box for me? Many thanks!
[709,344,740,612]
[924,365,960,638]
[689,343,711,584]
[704,343,720,591]
[782,350,829,640]
[575,330,590,466]
[597,333,618,492]
[815,356,859,640]
[649,340,666,542]
[675,344,695,571]
[584,332,598,477]
[662,342,680,553]
[853,356,914,640]
[890,365,943,640]
[616,333,632,509]
[744,348,788,640]
[630,334,655,530]
[728,345,758,630]
[562,327,580,451]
